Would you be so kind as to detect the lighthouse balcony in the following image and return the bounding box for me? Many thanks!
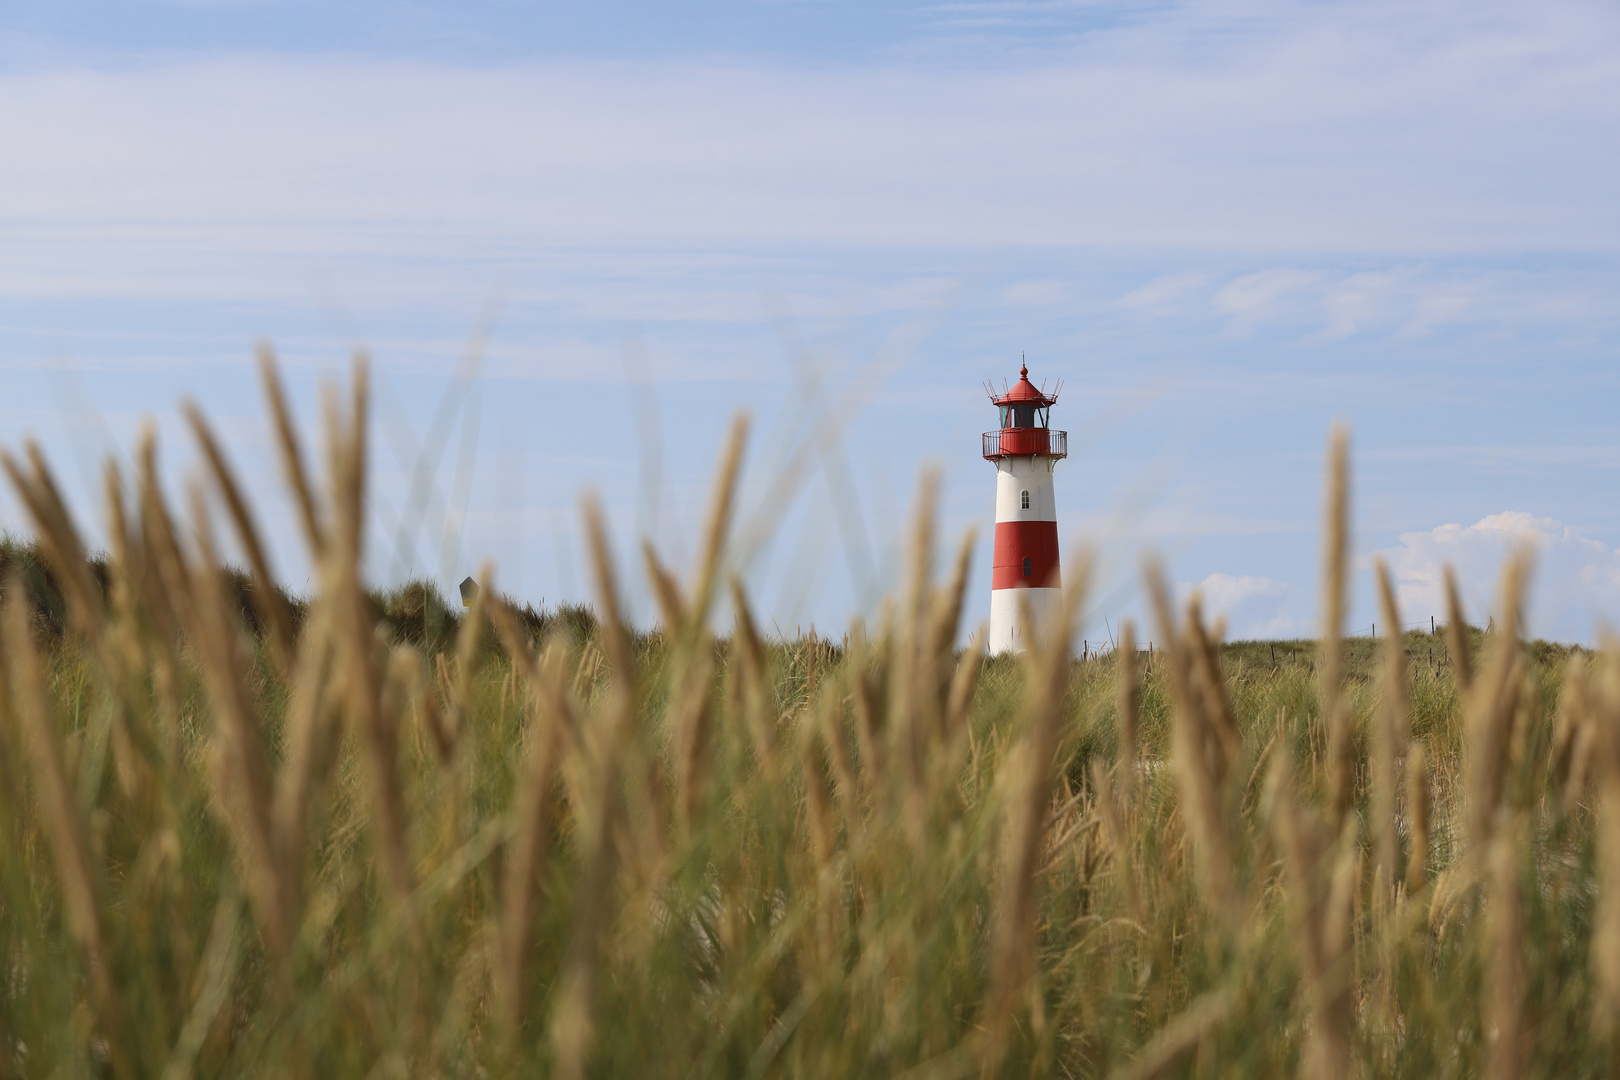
[983,428,1067,460]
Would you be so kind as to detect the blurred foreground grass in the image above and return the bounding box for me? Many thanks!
[0,359,1615,1079]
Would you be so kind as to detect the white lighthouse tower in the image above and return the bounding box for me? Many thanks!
[983,362,1067,654]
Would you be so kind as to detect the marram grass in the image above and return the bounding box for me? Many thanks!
[0,356,1615,1079]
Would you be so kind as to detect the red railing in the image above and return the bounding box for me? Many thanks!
[982,429,1067,460]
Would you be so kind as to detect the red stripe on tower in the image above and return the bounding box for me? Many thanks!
[991,521,1060,590]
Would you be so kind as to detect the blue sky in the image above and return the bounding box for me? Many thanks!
[1,0,1617,642]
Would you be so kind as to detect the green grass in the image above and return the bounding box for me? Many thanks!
[0,365,1614,1079]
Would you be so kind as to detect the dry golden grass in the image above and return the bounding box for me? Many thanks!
[0,358,1616,1078]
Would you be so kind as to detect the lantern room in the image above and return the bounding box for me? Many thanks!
[983,363,1067,460]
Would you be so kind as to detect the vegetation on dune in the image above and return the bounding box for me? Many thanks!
[1,361,1618,1078]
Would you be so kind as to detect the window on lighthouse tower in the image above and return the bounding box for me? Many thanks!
[1021,490,1030,510]
[1023,557,1032,578]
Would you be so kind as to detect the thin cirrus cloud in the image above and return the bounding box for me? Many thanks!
[0,0,1617,286]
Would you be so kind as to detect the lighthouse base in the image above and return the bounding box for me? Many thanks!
[988,587,1061,655]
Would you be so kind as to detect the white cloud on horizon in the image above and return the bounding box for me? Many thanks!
[1181,572,1312,641]
[1177,512,1620,645]
[1378,512,1620,643]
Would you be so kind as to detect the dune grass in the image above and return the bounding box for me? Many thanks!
[0,357,1615,1078]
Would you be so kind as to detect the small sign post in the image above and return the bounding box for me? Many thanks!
[459,576,478,609]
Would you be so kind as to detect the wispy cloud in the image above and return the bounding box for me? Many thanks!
[1212,269,1322,331]
[1117,271,1210,312]
[1,1,1615,294]
[1111,263,1614,342]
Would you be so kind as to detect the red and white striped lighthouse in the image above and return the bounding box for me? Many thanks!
[982,362,1067,654]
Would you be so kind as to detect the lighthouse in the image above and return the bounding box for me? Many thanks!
[983,362,1067,654]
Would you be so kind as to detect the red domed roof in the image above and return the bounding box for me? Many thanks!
[993,363,1057,407]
